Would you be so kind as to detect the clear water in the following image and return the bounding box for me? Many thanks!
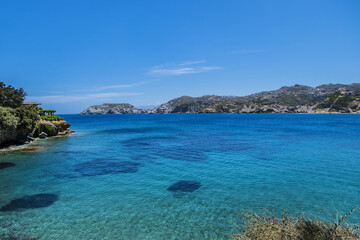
[0,114,359,239]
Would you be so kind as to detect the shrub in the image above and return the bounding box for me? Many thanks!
[44,124,53,133]
[16,106,40,131]
[0,106,39,131]
[40,115,64,121]
[232,209,359,240]
[0,107,20,129]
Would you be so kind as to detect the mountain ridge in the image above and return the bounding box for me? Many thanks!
[79,83,360,114]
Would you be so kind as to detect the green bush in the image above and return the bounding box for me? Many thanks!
[232,209,359,240]
[44,124,53,133]
[0,107,20,129]
[40,115,64,121]
[0,106,39,130]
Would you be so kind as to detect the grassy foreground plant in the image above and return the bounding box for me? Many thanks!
[232,209,359,240]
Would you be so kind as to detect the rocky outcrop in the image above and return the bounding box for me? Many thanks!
[52,120,73,136]
[80,103,149,115]
[39,132,47,138]
[0,126,33,147]
[35,120,73,137]
[0,120,73,148]
[37,121,58,136]
[80,83,360,115]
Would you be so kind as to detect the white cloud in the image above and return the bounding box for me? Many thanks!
[71,81,151,92]
[177,60,206,66]
[148,60,222,76]
[26,92,142,104]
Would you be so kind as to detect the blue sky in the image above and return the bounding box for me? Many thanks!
[1,0,359,113]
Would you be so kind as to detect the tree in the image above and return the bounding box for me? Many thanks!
[0,82,27,108]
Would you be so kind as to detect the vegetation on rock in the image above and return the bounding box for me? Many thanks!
[232,209,359,240]
[0,81,71,146]
[40,115,64,121]
[0,83,39,132]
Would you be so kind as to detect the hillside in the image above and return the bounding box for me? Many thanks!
[80,103,149,115]
[80,83,360,114]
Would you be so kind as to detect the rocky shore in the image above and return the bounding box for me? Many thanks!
[0,120,74,151]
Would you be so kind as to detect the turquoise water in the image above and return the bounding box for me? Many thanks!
[0,114,359,239]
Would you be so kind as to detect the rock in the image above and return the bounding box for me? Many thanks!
[39,132,47,139]
[52,120,71,133]
[38,121,58,136]
[0,162,16,169]
[27,135,35,141]
[167,180,202,192]
[0,193,59,212]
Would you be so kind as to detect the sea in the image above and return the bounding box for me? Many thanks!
[0,114,359,239]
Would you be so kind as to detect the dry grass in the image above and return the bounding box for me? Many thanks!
[232,209,359,240]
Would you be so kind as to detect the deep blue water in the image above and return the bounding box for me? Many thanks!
[0,114,359,239]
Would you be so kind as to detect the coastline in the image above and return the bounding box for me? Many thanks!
[0,130,74,153]
[79,111,360,115]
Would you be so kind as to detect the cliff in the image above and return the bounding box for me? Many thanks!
[0,107,73,148]
[0,120,73,148]
[80,83,360,115]
[0,82,74,148]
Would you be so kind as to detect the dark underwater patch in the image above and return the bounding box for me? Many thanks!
[121,133,254,162]
[122,136,175,149]
[167,180,201,193]
[100,127,175,135]
[130,154,157,163]
[0,194,58,212]
[0,162,16,169]
[156,146,208,161]
[75,158,141,176]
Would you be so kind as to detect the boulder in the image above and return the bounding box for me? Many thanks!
[39,132,47,139]
[27,134,35,141]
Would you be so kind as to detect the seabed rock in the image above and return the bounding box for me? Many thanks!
[167,180,201,193]
[74,158,141,176]
[0,162,16,169]
[0,194,58,212]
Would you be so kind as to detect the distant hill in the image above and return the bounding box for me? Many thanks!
[80,103,149,115]
[80,83,360,114]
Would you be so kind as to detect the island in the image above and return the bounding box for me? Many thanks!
[80,83,360,114]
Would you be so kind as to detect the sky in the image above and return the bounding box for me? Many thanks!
[1,0,359,113]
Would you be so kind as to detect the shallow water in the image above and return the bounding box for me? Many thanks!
[0,114,359,239]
